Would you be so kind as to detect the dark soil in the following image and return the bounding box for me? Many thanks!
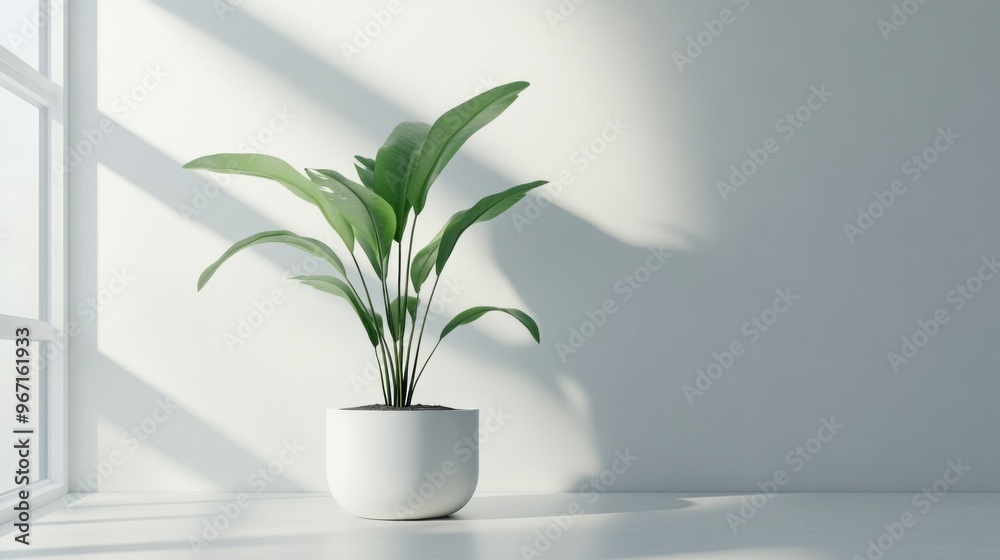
[344,404,456,411]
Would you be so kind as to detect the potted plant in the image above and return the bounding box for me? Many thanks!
[184,81,544,520]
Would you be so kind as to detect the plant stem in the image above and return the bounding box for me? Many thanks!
[350,252,395,404]
[399,217,419,406]
[338,263,387,404]
[395,224,405,405]
[378,335,394,405]
[373,349,388,405]
[407,274,441,405]
[379,277,397,406]
[411,338,441,395]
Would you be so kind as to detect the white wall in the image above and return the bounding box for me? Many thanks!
[68,0,1000,492]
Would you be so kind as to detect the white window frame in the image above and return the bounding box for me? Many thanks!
[0,0,67,521]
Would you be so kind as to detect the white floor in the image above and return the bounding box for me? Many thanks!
[1,492,997,559]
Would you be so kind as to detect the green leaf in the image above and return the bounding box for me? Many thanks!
[294,275,382,346]
[375,122,431,240]
[399,295,420,321]
[183,153,355,249]
[439,306,540,343]
[354,155,376,190]
[387,294,420,340]
[435,180,547,274]
[410,179,545,292]
[355,155,376,171]
[406,81,530,214]
[409,213,455,293]
[198,230,346,291]
[306,168,396,279]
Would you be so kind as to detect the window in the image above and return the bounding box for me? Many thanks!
[0,0,66,520]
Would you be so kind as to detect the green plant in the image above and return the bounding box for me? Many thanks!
[184,81,544,407]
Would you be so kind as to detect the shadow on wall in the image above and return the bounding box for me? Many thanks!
[463,202,699,480]
[72,0,700,492]
[71,1,316,491]
[73,0,846,498]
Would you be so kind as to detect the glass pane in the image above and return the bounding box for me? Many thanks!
[0,0,42,71]
[0,85,41,319]
[0,337,44,495]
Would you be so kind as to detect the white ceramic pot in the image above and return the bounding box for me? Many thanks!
[327,408,479,520]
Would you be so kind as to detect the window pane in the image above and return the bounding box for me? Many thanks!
[0,85,41,319]
[0,1,42,71]
[0,338,44,495]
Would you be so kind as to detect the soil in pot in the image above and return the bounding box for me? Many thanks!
[344,404,455,411]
